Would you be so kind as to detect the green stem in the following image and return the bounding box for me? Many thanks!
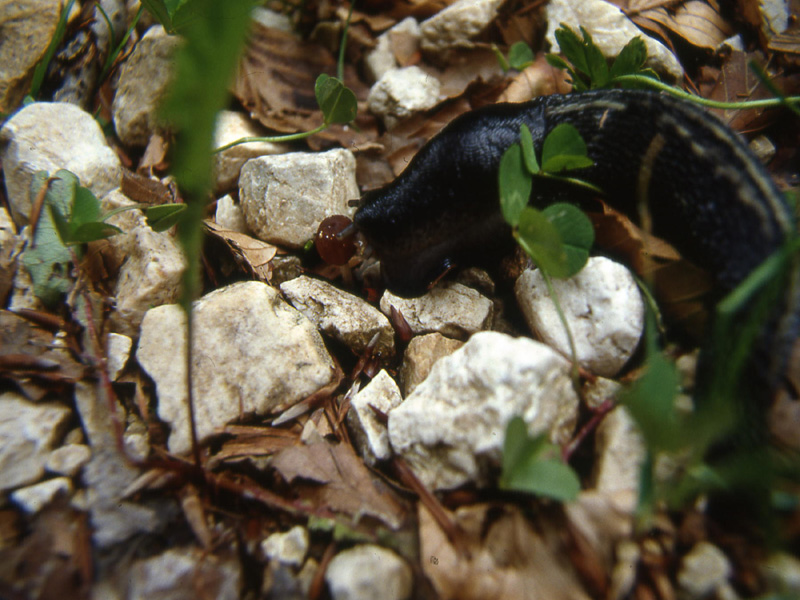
[337,1,356,82]
[212,123,328,153]
[614,75,800,110]
[540,269,580,382]
[100,3,144,81]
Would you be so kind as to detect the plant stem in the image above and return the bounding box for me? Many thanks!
[212,123,328,153]
[614,75,800,110]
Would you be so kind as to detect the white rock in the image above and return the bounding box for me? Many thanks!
[137,281,336,455]
[0,392,71,491]
[280,275,395,357]
[75,381,170,547]
[364,17,422,82]
[678,542,733,599]
[583,376,623,410]
[107,332,133,380]
[215,194,249,233]
[112,224,185,336]
[399,332,463,396]
[261,525,309,568]
[325,544,412,600]
[515,257,644,377]
[388,331,579,490]
[545,0,684,80]
[367,66,440,128]
[128,547,241,600]
[45,443,92,477]
[0,0,64,112]
[381,282,492,339]
[251,7,293,32]
[592,406,645,496]
[420,0,505,55]
[10,477,73,514]
[347,370,403,465]
[101,189,186,337]
[609,540,641,600]
[239,149,359,248]
[0,102,122,226]
[761,553,800,595]
[212,110,288,193]
[759,0,789,36]
[112,25,180,146]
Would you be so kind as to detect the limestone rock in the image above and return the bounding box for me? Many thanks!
[137,281,337,455]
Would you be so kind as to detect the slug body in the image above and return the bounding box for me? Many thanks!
[354,89,798,382]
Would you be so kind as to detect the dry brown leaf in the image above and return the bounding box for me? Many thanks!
[701,51,779,132]
[636,0,734,50]
[138,133,170,173]
[210,425,298,465]
[431,48,506,100]
[271,440,406,529]
[0,310,85,385]
[498,55,573,103]
[204,220,277,282]
[419,503,593,600]
[120,168,174,205]
[233,22,378,151]
[769,28,800,55]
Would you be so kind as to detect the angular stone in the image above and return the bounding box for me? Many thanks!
[100,190,185,337]
[364,17,421,82]
[515,257,645,377]
[420,0,504,54]
[128,547,241,600]
[347,370,403,465]
[367,66,440,128]
[592,406,646,496]
[10,476,73,514]
[137,281,336,455]
[388,331,579,490]
[0,0,63,113]
[380,282,492,339]
[45,443,91,477]
[112,25,180,147]
[325,544,412,600]
[280,275,395,357]
[74,381,170,548]
[261,525,309,568]
[0,392,71,491]
[0,102,122,226]
[239,149,358,248]
[399,332,463,396]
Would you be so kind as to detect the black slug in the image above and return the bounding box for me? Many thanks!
[354,89,799,384]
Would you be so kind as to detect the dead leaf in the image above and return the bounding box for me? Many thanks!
[121,168,174,205]
[635,0,734,50]
[234,23,376,146]
[0,310,85,386]
[204,220,277,282]
[139,133,170,173]
[419,503,594,600]
[209,425,298,466]
[271,440,406,529]
[769,28,800,55]
[498,54,573,103]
